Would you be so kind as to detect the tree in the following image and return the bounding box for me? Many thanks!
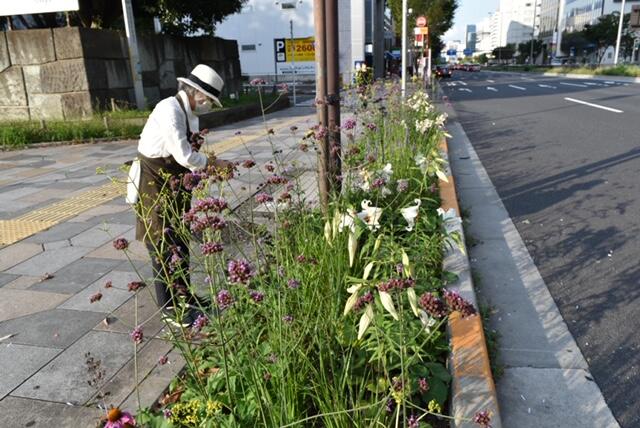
[516,39,543,64]
[387,0,458,58]
[492,44,515,62]
[583,12,633,63]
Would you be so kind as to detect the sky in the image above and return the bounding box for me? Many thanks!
[443,0,499,42]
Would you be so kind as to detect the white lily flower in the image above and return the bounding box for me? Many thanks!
[348,232,358,267]
[407,288,419,317]
[357,200,383,231]
[324,220,332,243]
[344,284,362,315]
[358,169,372,191]
[419,309,437,333]
[379,290,399,320]
[415,154,428,174]
[358,304,374,339]
[338,209,357,233]
[381,163,393,180]
[400,198,421,231]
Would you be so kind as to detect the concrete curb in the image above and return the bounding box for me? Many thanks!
[439,138,503,428]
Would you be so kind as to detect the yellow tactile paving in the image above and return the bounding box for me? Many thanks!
[0,181,125,245]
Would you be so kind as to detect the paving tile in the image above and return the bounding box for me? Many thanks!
[70,223,133,248]
[23,221,94,244]
[0,273,19,287]
[0,289,70,322]
[96,338,173,409]
[12,330,134,405]
[94,287,163,337]
[0,344,60,400]
[14,188,68,204]
[0,396,103,428]
[120,346,185,411]
[57,270,139,314]
[1,275,39,290]
[6,246,93,277]
[42,239,72,250]
[67,203,130,223]
[81,210,136,227]
[0,309,104,348]
[30,257,121,294]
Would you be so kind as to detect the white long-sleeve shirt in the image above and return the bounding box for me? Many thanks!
[137,91,207,171]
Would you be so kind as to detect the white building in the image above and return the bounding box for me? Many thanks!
[475,16,494,54]
[214,0,389,82]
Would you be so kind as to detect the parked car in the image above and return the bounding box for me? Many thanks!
[434,65,452,78]
[469,64,481,72]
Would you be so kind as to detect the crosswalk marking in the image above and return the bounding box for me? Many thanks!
[486,87,498,92]
[458,88,472,92]
[538,84,557,89]
[564,97,623,113]
[508,84,526,90]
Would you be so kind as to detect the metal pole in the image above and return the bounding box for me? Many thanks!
[401,0,407,97]
[121,0,145,109]
[530,0,537,64]
[614,0,626,65]
[313,0,330,211]
[325,0,341,189]
[290,20,297,106]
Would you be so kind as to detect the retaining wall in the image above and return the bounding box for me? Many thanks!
[0,28,241,120]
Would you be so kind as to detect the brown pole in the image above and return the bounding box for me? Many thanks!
[325,0,341,193]
[314,0,330,212]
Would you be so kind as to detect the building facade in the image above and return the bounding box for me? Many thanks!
[465,24,477,53]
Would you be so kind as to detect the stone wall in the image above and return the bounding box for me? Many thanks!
[0,28,241,120]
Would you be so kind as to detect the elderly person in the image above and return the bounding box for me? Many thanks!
[135,64,227,325]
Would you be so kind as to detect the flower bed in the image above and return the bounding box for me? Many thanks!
[115,81,487,428]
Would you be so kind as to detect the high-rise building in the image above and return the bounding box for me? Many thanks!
[465,24,477,53]
[498,0,539,46]
[475,16,494,53]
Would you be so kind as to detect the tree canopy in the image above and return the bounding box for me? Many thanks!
[583,12,634,62]
[387,0,458,57]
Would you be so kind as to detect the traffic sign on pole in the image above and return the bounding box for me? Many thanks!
[416,16,427,27]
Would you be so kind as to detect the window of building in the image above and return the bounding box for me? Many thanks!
[281,2,296,9]
[242,44,257,51]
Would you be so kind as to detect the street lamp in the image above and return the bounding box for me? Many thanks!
[529,1,538,64]
[275,1,301,105]
[614,0,626,65]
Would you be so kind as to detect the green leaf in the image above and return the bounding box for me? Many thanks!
[425,362,451,382]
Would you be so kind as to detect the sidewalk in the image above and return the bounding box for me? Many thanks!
[0,104,316,427]
[442,108,620,427]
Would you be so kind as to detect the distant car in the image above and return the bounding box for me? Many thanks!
[434,66,452,78]
[469,64,481,72]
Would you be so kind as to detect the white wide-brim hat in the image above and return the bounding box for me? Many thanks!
[177,64,224,108]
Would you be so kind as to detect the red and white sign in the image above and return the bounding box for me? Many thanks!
[416,16,427,28]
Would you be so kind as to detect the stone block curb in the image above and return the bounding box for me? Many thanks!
[439,138,502,428]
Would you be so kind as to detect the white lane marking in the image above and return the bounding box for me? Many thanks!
[560,82,587,88]
[521,77,535,81]
[486,86,498,92]
[447,82,457,87]
[564,97,623,113]
[458,88,472,92]
[508,84,526,90]
[584,82,602,86]
[487,79,495,83]
[604,81,615,84]
[538,84,557,89]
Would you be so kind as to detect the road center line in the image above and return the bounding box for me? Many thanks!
[538,84,557,89]
[487,79,495,83]
[486,86,498,92]
[508,84,526,90]
[458,81,468,86]
[560,82,587,88]
[564,97,623,113]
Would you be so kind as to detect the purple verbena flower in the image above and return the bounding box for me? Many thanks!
[418,377,429,392]
[366,122,377,131]
[241,159,256,169]
[397,179,409,193]
[287,278,301,289]
[282,315,293,323]
[255,192,274,204]
[127,281,145,292]
[407,414,419,428]
[342,118,357,130]
[158,355,169,366]
[249,290,264,303]
[162,408,172,419]
[371,177,386,189]
[191,314,209,333]
[89,292,102,303]
[385,399,396,413]
[419,292,447,318]
[201,242,224,255]
[130,326,143,344]
[112,238,129,251]
[250,78,266,86]
[182,172,201,191]
[216,289,235,310]
[444,289,477,318]
[473,410,492,427]
[227,259,254,284]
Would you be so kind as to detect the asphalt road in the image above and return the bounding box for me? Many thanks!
[440,70,640,427]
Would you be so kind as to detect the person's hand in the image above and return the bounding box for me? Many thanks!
[199,128,209,136]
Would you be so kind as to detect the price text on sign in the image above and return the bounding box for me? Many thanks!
[274,37,316,63]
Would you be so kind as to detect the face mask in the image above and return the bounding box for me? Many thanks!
[193,94,213,115]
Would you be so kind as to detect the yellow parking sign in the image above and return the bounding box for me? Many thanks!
[275,37,315,62]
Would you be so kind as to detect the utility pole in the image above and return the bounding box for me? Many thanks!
[530,0,537,64]
[401,0,408,97]
[290,19,297,106]
[313,0,330,211]
[325,0,341,190]
[614,0,626,65]
[121,0,145,110]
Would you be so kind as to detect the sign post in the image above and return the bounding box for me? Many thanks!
[0,0,78,16]
[121,0,145,110]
